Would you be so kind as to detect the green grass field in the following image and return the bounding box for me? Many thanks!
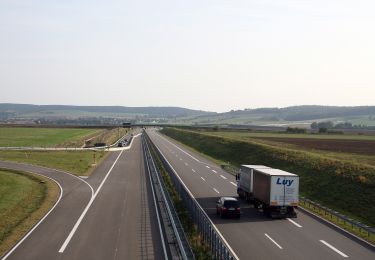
[0,150,107,176]
[161,128,375,227]
[207,131,375,141]
[0,127,102,147]
[0,169,59,256]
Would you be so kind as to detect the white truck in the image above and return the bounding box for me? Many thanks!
[237,165,299,218]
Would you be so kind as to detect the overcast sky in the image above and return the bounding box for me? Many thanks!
[1,0,374,112]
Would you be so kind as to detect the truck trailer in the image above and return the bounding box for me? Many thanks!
[237,165,299,218]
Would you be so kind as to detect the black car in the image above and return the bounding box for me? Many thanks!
[216,197,241,218]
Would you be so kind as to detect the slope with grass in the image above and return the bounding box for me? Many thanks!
[0,169,58,256]
[0,150,107,176]
[161,128,375,227]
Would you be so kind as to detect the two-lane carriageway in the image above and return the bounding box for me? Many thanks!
[147,129,375,260]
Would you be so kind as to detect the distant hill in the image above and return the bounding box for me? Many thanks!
[0,103,214,120]
[1,103,375,127]
[171,105,375,127]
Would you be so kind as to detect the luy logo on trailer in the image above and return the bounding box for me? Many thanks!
[276,178,294,187]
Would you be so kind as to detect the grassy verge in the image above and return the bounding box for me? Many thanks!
[0,169,59,257]
[161,128,375,227]
[0,127,101,147]
[0,150,107,176]
[298,200,375,244]
[148,140,211,259]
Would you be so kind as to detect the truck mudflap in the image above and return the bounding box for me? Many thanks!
[265,206,297,219]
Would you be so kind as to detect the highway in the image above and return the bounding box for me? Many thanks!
[1,135,166,260]
[147,129,375,260]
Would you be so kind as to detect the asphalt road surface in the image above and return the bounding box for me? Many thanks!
[1,135,166,260]
[147,129,375,260]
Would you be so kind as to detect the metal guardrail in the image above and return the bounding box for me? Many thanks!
[144,132,239,260]
[143,134,195,260]
[299,197,375,239]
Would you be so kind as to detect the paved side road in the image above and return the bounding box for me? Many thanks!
[1,135,166,260]
[148,129,375,260]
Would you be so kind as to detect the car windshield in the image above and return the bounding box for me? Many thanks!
[224,200,239,208]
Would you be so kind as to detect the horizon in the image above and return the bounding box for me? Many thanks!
[1,1,375,112]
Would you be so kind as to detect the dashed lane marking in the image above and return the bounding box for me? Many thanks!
[265,233,283,249]
[230,182,237,187]
[320,240,348,258]
[220,175,227,179]
[287,218,302,228]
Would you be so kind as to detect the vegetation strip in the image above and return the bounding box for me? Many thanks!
[147,138,212,259]
[0,150,107,176]
[0,169,59,257]
[160,128,375,240]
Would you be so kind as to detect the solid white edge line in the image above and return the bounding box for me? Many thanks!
[320,240,349,258]
[265,233,283,249]
[149,132,239,260]
[287,218,302,228]
[230,182,237,187]
[58,148,125,253]
[201,177,206,181]
[143,141,169,260]
[1,171,63,260]
[220,175,227,179]
[213,188,220,194]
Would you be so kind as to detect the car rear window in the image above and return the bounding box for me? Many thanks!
[224,200,239,208]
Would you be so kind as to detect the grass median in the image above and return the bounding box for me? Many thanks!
[0,169,59,257]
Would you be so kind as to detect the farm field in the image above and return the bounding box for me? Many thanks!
[0,127,102,147]
[204,131,375,166]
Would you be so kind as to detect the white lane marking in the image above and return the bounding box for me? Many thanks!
[230,182,237,187]
[265,233,283,249]
[179,158,182,161]
[212,170,217,173]
[201,177,206,181]
[213,188,220,194]
[185,162,188,166]
[192,169,196,173]
[320,240,348,258]
[1,172,63,260]
[287,218,302,228]
[59,149,125,253]
[148,136,240,260]
[206,165,210,169]
[220,175,227,179]
[156,132,200,162]
[175,154,178,157]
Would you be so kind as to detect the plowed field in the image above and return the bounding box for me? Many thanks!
[256,137,375,155]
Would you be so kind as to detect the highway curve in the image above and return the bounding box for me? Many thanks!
[147,129,375,260]
[1,135,166,260]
